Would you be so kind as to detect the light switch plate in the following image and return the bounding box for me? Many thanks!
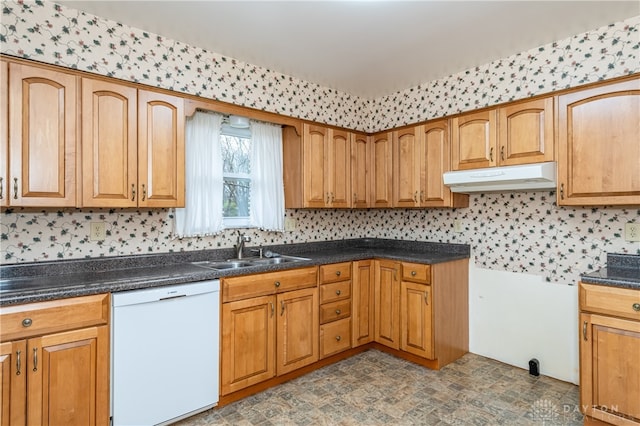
[90,222,106,241]
[454,219,463,233]
[625,222,640,242]
[284,217,297,232]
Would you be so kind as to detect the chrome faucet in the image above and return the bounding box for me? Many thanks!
[234,231,251,259]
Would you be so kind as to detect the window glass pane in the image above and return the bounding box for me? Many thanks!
[221,135,251,174]
[223,178,250,217]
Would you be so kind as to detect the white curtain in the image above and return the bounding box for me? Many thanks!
[174,111,224,237]
[249,120,285,231]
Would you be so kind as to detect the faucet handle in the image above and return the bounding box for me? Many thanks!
[250,248,264,258]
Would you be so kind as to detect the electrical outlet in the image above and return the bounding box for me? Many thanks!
[284,217,297,232]
[90,222,106,241]
[625,222,640,242]
[453,219,463,233]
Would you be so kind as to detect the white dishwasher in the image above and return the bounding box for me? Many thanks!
[111,280,220,426]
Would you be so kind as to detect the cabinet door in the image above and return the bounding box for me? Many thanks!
[8,63,77,207]
[302,123,328,208]
[451,110,497,170]
[370,132,393,208]
[400,281,434,359]
[0,60,7,208]
[0,341,26,426]
[352,260,375,347]
[81,78,137,207]
[137,90,185,208]
[351,133,370,208]
[276,287,319,375]
[580,313,640,424]
[420,120,455,207]
[558,78,640,206]
[327,129,351,208]
[374,259,400,349]
[221,295,276,395]
[27,326,109,426]
[393,126,421,207]
[498,97,553,166]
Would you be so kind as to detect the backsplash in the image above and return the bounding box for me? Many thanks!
[2,192,638,286]
[0,2,638,132]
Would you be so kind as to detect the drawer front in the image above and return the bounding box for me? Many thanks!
[223,266,317,303]
[319,262,352,284]
[320,299,351,324]
[0,293,110,342]
[320,317,351,358]
[402,262,431,284]
[580,282,640,321]
[320,280,351,304]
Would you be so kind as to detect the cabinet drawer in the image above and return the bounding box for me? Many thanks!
[580,282,640,321]
[320,317,351,358]
[320,299,351,324]
[223,267,317,303]
[0,293,110,342]
[402,262,431,284]
[319,262,351,283]
[320,280,351,304]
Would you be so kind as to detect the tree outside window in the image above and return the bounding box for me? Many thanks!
[220,134,251,218]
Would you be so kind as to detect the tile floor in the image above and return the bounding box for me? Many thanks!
[176,350,582,426]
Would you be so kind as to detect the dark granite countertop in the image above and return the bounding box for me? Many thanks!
[580,253,640,290]
[0,238,470,306]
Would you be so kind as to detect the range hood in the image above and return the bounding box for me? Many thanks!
[443,162,557,193]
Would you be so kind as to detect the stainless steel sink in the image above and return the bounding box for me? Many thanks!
[191,255,310,271]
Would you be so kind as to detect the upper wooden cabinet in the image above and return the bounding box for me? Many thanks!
[326,128,351,208]
[370,132,393,208]
[452,97,554,171]
[351,133,370,208]
[82,77,185,208]
[558,77,640,206]
[7,62,78,207]
[393,127,421,207]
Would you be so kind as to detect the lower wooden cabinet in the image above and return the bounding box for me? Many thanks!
[352,260,375,347]
[318,263,352,359]
[374,259,401,350]
[220,267,319,396]
[400,280,434,359]
[0,294,110,426]
[579,282,640,425]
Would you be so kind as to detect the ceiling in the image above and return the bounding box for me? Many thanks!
[56,1,639,99]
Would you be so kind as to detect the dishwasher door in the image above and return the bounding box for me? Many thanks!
[111,280,220,426]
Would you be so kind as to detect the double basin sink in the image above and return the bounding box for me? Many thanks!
[191,255,310,271]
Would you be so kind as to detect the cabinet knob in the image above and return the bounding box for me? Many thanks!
[633,303,640,312]
[274,281,281,288]
[411,271,417,277]
[22,318,32,328]
[336,271,341,276]
[336,290,341,296]
[335,309,341,315]
[335,335,341,341]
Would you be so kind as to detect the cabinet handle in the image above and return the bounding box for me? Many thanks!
[141,184,146,201]
[633,303,640,312]
[489,147,493,162]
[32,347,37,372]
[335,335,341,342]
[22,318,32,327]
[393,269,397,281]
[274,281,281,288]
[411,271,417,277]
[500,146,505,161]
[331,192,335,203]
[353,193,357,203]
[560,183,564,200]
[582,321,588,341]
[326,192,330,204]
[0,177,3,199]
[280,300,285,316]
[336,289,341,296]
[270,302,274,317]
[335,309,341,315]
[131,184,136,202]
[336,270,341,277]
[424,290,429,305]
[13,177,18,199]
[413,191,418,203]
[420,191,424,203]
[16,350,21,376]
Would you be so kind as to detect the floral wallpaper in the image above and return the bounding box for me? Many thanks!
[0,1,638,286]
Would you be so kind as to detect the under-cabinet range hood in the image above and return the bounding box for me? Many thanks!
[443,162,557,193]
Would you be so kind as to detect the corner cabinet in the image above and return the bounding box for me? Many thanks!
[579,282,640,425]
[6,62,78,207]
[0,294,110,426]
[370,132,393,208]
[220,267,318,395]
[351,133,370,208]
[352,260,375,347]
[558,77,640,206]
[82,77,185,208]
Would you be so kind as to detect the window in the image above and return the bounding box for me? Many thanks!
[220,126,252,228]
